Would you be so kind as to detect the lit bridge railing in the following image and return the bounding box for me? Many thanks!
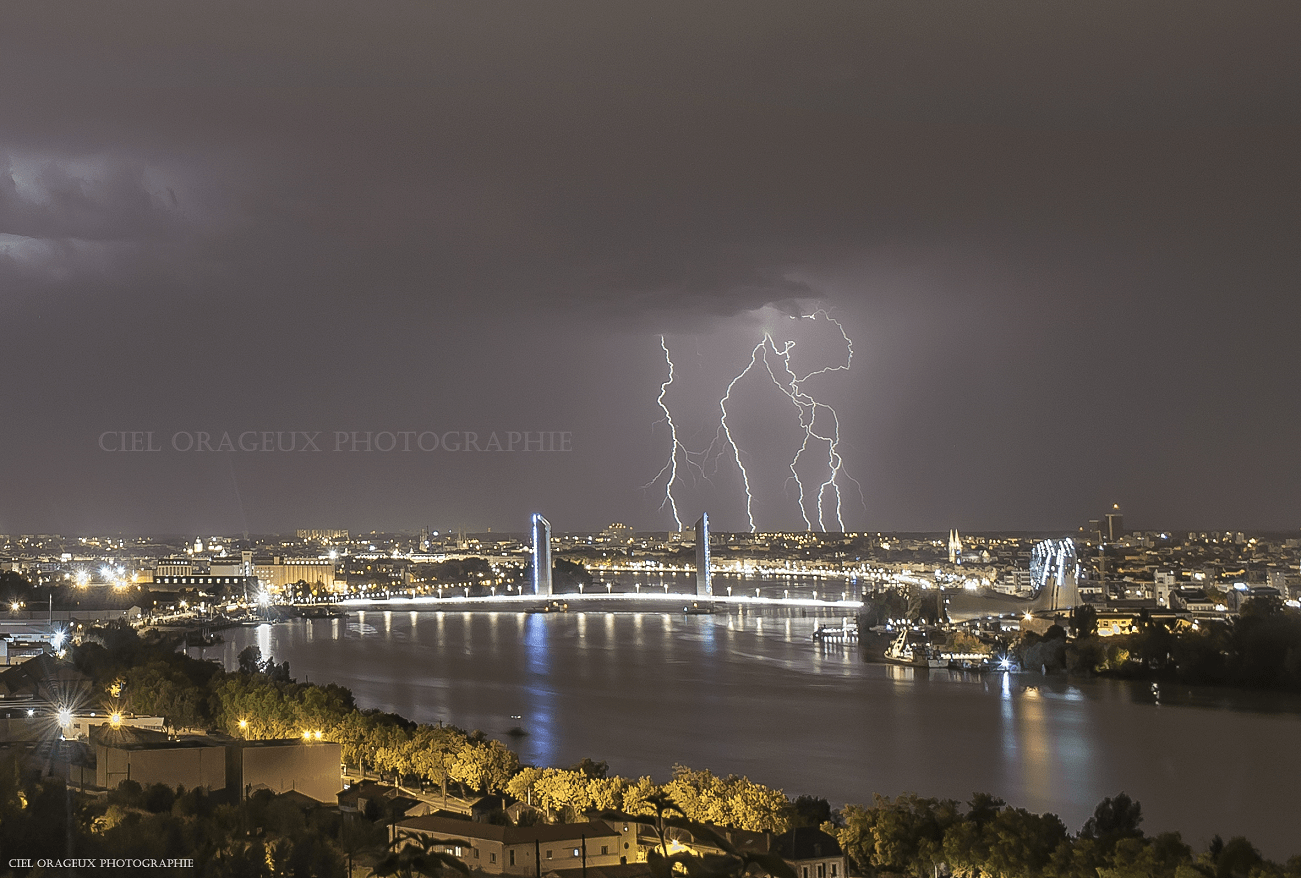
[337,592,865,610]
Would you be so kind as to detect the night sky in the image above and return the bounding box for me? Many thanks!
[2,3,1299,537]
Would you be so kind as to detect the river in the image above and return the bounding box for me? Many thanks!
[215,595,1301,860]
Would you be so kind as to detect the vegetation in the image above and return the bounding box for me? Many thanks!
[0,752,375,877]
[834,792,1301,878]
[16,620,1293,876]
[1051,597,1301,690]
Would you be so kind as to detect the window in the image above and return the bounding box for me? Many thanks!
[830,865,837,877]
[601,846,609,855]
[803,869,809,878]
[474,849,480,859]
[510,851,516,866]
[573,849,580,858]
[546,851,553,860]
[818,865,825,878]
[490,854,496,864]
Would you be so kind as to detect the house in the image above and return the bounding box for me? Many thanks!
[545,865,655,878]
[393,814,624,875]
[338,780,428,820]
[603,814,847,878]
[774,827,846,878]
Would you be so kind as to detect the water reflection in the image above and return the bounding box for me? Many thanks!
[218,608,1301,861]
[523,615,556,767]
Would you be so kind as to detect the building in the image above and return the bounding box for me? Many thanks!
[1105,506,1124,542]
[233,738,343,802]
[297,530,349,542]
[253,557,338,595]
[95,729,227,792]
[695,514,711,596]
[532,515,552,596]
[995,568,1034,597]
[154,557,199,577]
[338,780,428,820]
[1154,570,1178,607]
[600,524,634,546]
[93,728,342,801]
[775,827,847,878]
[210,551,254,578]
[393,815,623,875]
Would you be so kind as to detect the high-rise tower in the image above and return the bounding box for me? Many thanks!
[695,513,711,596]
[531,514,552,596]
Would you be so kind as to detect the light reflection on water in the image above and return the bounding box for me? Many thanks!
[221,606,1301,861]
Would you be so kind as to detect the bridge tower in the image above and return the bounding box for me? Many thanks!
[531,514,552,596]
[694,513,711,596]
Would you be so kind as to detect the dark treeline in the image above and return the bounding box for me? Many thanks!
[835,791,1301,878]
[1024,597,1301,691]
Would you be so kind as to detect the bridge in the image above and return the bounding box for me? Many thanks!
[338,590,864,611]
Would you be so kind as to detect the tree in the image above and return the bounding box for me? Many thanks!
[1082,793,1144,846]
[238,646,263,675]
[374,835,470,878]
[1071,603,1099,639]
[450,739,518,795]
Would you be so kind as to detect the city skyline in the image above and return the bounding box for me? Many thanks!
[2,4,1300,536]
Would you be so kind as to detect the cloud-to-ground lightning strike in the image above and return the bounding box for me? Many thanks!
[644,337,685,530]
[651,309,861,533]
[643,337,714,531]
[766,310,861,531]
[716,340,768,534]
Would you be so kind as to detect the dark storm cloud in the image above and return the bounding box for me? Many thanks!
[1,2,1299,533]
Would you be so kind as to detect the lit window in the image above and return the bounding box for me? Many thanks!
[547,851,553,860]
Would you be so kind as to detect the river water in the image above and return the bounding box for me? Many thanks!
[215,589,1301,860]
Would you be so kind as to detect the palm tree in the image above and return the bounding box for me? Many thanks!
[373,834,470,878]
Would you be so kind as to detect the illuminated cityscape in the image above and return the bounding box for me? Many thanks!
[3,2,1301,873]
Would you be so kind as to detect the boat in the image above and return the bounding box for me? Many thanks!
[812,617,859,644]
[883,629,921,665]
[525,601,569,614]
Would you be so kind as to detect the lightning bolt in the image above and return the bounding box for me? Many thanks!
[715,339,767,533]
[647,309,862,533]
[643,337,685,530]
[643,337,714,531]
[767,310,862,531]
